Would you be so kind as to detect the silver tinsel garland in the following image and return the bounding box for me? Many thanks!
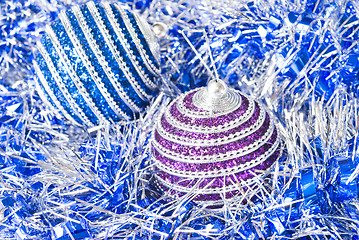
[1,0,359,239]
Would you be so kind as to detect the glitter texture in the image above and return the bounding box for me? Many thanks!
[4,0,359,238]
[152,85,282,204]
[33,1,160,127]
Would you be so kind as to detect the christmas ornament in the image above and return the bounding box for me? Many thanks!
[152,80,283,206]
[33,1,161,126]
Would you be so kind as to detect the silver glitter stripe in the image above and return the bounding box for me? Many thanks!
[45,25,106,124]
[32,62,63,120]
[166,98,255,133]
[133,12,161,64]
[37,42,92,126]
[197,198,244,206]
[114,3,161,77]
[165,96,256,133]
[33,60,79,125]
[60,11,129,121]
[192,88,243,117]
[154,138,281,178]
[153,122,276,163]
[88,2,154,100]
[73,5,141,113]
[102,2,157,92]
[155,172,260,195]
[157,105,266,146]
[176,88,242,118]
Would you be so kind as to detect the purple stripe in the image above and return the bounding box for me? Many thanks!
[154,143,280,190]
[153,131,278,173]
[182,90,204,112]
[155,114,273,157]
[169,95,250,128]
[161,102,261,141]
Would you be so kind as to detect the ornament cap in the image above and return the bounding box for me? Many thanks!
[193,79,241,114]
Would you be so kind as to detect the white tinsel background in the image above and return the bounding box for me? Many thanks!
[1,0,359,239]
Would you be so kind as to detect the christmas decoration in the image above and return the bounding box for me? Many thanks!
[1,0,359,239]
[33,1,161,126]
[152,79,283,206]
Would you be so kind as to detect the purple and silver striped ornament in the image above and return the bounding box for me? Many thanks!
[152,80,283,206]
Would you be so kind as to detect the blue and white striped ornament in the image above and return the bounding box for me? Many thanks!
[33,1,161,126]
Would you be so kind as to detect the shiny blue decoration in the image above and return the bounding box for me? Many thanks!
[276,1,359,100]
[297,138,359,214]
[301,169,316,201]
[0,0,71,86]
[165,0,359,100]
[164,1,273,93]
[337,156,359,200]
[0,1,39,75]
[52,220,91,240]
[34,1,160,127]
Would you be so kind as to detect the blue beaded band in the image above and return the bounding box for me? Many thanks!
[38,35,98,125]
[33,1,160,126]
[83,3,152,104]
[33,60,76,123]
[124,8,160,70]
[106,3,160,85]
[46,24,108,124]
[34,55,84,125]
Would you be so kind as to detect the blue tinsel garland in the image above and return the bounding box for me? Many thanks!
[1,0,359,239]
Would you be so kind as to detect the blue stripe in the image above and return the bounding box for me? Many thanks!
[124,9,160,69]
[107,4,159,94]
[35,69,62,117]
[35,50,84,125]
[65,9,133,121]
[52,14,120,122]
[40,34,99,125]
[81,4,148,109]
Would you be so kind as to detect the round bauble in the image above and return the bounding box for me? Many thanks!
[151,80,283,206]
[33,1,161,127]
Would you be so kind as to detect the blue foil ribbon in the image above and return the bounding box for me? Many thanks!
[165,0,359,103]
[336,156,358,200]
[52,220,91,240]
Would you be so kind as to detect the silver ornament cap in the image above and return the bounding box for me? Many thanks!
[206,79,228,98]
[193,79,241,114]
